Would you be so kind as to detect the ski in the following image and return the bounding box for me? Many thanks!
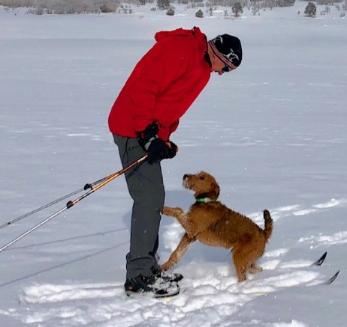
[153,285,180,298]
[325,270,340,285]
[125,282,180,299]
[126,288,180,299]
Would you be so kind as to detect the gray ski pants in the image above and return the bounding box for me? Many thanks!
[113,134,165,279]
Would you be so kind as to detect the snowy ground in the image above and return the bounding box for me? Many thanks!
[0,4,347,326]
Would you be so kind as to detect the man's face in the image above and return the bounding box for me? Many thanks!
[211,56,227,75]
[208,46,237,75]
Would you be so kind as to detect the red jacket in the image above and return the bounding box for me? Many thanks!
[108,27,211,141]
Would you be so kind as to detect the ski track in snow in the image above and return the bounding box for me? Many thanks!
[2,196,344,326]
[248,198,347,224]
[299,231,347,248]
[8,268,320,326]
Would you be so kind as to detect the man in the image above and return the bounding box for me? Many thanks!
[108,27,242,297]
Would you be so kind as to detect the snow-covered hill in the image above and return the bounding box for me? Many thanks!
[0,5,346,326]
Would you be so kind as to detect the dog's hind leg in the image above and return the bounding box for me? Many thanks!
[232,249,247,282]
[161,233,193,271]
[248,263,263,274]
[232,241,260,282]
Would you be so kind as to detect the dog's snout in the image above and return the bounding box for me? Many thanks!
[183,174,189,180]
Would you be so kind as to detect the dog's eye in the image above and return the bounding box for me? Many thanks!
[199,176,205,180]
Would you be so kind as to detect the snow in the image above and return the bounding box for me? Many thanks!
[1,3,347,326]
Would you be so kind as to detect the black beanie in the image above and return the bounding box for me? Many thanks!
[209,34,242,68]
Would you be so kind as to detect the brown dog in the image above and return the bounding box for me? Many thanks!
[161,171,273,282]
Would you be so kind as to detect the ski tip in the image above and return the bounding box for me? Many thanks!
[313,251,328,266]
[326,270,340,285]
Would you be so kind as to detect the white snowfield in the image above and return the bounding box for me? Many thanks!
[0,3,346,327]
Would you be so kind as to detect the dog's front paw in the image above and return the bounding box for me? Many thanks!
[162,206,184,217]
[162,206,173,216]
[161,261,173,271]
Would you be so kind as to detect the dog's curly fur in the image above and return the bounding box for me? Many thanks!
[161,171,273,282]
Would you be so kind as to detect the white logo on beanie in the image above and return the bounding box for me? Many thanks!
[216,36,240,62]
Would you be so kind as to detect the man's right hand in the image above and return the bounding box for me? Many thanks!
[138,122,178,163]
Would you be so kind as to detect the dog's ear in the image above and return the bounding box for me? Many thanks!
[208,181,220,200]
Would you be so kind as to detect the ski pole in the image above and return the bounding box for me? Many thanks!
[0,154,148,254]
[0,188,84,230]
[0,159,143,230]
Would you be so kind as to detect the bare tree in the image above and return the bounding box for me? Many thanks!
[0,0,119,14]
[157,0,170,9]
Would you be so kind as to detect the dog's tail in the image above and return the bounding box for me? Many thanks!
[262,209,273,241]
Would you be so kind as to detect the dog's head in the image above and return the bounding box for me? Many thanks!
[183,171,220,200]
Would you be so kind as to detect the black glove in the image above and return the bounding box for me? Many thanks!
[166,141,178,159]
[138,122,159,150]
[147,139,177,164]
[138,123,178,164]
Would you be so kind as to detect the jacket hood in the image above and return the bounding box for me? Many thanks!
[155,27,207,51]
